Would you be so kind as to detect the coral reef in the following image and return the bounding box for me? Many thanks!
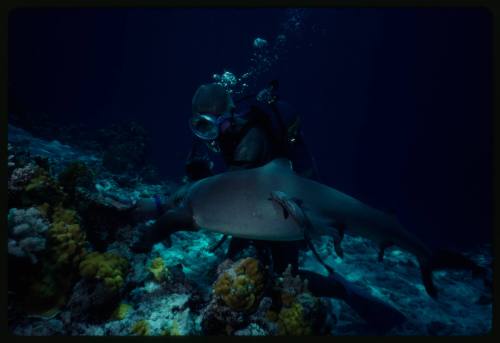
[8,124,101,175]
[8,164,67,208]
[24,270,69,315]
[65,279,122,323]
[58,161,95,195]
[276,301,311,335]
[8,207,49,264]
[111,303,132,321]
[79,252,129,293]
[9,204,87,316]
[148,257,170,282]
[162,320,183,336]
[213,257,266,312]
[8,143,16,168]
[152,231,227,290]
[48,206,86,269]
[200,297,248,335]
[275,264,309,307]
[7,125,493,336]
[274,292,326,335]
[8,163,37,192]
[73,189,134,250]
[200,257,269,335]
[130,320,150,336]
[270,265,329,335]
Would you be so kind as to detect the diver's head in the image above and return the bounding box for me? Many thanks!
[189,83,236,148]
[191,83,235,116]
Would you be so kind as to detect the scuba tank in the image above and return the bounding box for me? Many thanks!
[235,80,301,149]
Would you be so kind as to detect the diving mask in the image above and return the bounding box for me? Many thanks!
[189,112,234,141]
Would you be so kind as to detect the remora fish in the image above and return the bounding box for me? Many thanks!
[145,158,482,298]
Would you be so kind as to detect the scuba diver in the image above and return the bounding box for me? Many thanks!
[132,82,407,333]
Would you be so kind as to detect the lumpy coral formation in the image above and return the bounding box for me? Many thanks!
[8,143,15,168]
[23,167,67,207]
[8,207,49,264]
[25,270,69,316]
[276,301,311,335]
[162,320,182,336]
[111,303,132,320]
[271,266,325,335]
[58,161,95,195]
[8,163,37,192]
[48,206,87,269]
[79,252,129,292]
[131,319,150,336]
[214,257,266,312]
[148,257,170,282]
[8,203,87,315]
[275,264,310,306]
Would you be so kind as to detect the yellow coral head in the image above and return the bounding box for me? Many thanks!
[213,257,265,312]
[148,257,169,282]
[79,252,128,292]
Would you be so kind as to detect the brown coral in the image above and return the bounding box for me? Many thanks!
[275,264,309,307]
[148,257,169,282]
[213,257,266,312]
[271,265,326,335]
[23,167,67,207]
[277,301,312,335]
[58,161,94,194]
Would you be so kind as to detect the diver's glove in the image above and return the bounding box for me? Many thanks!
[185,156,214,181]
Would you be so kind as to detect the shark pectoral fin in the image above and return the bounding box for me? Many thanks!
[332,223,345,258]
[268,190,302,222]
[267,195,290,219]
[304,230,335,276]
[333,239,343,259]
[378,241,393,262]
[297,270,406,333]
[418,257,438,299]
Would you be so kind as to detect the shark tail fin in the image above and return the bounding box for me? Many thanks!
[419,249,487,299]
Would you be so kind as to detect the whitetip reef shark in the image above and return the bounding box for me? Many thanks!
[142,158,484,299]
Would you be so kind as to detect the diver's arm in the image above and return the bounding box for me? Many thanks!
[132,182,192,222]
[131,195,168,222]
[185,139,214,181]
[133,140,211,221]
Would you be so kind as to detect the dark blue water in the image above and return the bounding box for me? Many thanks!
[8,8,492,250]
